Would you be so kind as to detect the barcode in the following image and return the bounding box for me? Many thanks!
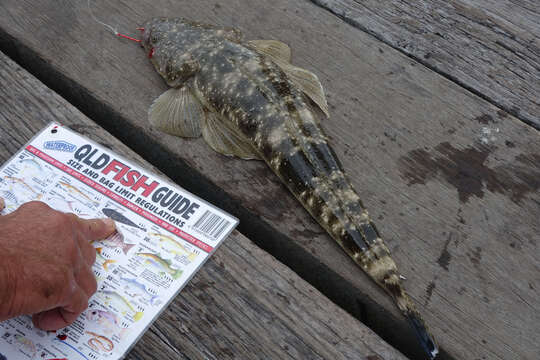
[193,210,230,240]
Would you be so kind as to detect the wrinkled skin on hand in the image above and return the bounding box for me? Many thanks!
[0,199,115,330]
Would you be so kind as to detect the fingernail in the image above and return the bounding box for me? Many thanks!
[103,218,116,232]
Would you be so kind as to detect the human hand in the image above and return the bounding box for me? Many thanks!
[0,199,115,330]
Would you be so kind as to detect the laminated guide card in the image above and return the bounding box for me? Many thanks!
[0,123,238,360]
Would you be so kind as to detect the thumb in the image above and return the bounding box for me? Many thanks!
[76,217,116,241]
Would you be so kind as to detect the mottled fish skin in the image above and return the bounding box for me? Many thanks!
[141,17,437,358]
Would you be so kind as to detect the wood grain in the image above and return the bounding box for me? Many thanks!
[0,51,407,360]
[0,1,538,359]
[310,0,540,129]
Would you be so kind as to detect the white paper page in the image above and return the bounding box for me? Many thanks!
[0,123,238,360]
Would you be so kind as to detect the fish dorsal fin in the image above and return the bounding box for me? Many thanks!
[202,110,261,160]
[248,39,329,118]
[148,86,203,138]
[277,62,330,118]
[247,39,291,63]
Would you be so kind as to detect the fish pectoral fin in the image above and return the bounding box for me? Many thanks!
[277,62,330,118]
[202,110,261,160]
[247,39,291,63]
[148,86,204,138]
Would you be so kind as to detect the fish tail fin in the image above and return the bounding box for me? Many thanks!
[122,243,135,254]
[358,240,438,359]
[103,260,117,271]
[133,312,143,321]
[150,295,161,306]
[173,270,183,280]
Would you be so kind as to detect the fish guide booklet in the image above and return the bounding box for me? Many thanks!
[0,123,238,359]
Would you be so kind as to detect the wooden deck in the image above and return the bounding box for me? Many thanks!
[0,51,406,360]
[0,0,538,359]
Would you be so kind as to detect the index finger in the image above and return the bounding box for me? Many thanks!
[75,217,116,241]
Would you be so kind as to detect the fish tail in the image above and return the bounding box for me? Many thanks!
[172,270,183,279]
[133,312,143,321]
[103,259,117,271]
[150,295,161,306]
[122,243,135,254]
[360,244,438,359]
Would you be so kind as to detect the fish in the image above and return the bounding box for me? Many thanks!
[150,232,198,261]
[58,181,99,207]
[14,334,36,354]
[120,276,161,305]
[94,231,135,255]
[137,17,437,358]
[102,208,145,230]
[86,331,114,352]
[86,308,129,338]
[136,252,183,279]
[4,176,42,200]
[95,247,117,270]
[18,157,42,171]
[99,290,143,321]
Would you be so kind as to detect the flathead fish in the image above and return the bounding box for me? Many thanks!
[138,17,437,358]
[102,208,144,230]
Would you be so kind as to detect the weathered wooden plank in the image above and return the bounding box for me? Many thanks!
[309,0,540,129]
[0,1,538,359]
[0,51,407,360]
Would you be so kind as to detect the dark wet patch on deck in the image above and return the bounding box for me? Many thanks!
[475,114,495,124]
[425,281,436,306]
[437,233,453,271]
[398,142,540,204]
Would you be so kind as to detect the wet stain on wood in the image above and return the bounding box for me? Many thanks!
[398,142,540,203]
[437,233,453,271]
[425,281,436,306]
[475,114,495,124]
[467,246,482,268]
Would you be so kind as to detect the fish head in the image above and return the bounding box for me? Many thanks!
[140,17,198,82]
[86,309,100,322]
[140,17,242,85]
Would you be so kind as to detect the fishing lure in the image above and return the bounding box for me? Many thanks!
[117,17,438,358]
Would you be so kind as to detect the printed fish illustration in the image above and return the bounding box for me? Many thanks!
[99,290,143,321]
[86,308,129,338]
[95,247,117,270]
[4,176,42,200]
[58,181,99,207]
[120,276,161,306]
[14,334,36,355]
[94,231,135,255]
[18,157,42,172]
[150,232,198,261]
[102,208,145,230]
[86,331,114,353]
[136,252,183,279]
[136,17,437,358]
